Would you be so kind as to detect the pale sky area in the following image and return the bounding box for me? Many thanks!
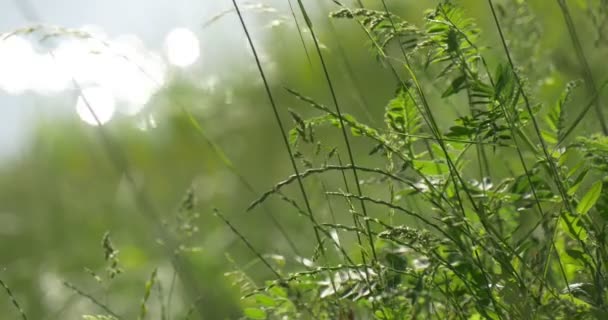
[0,0,293,161]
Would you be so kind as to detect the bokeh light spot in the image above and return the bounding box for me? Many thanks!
[76,86,116,126]
[164,28,200,67]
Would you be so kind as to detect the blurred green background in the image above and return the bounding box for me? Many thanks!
[1,0,608,318]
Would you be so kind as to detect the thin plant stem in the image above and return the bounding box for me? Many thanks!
[556,0,608,135]
[0,279,28,320]
[294,0,379,265]
[230,0,339,297]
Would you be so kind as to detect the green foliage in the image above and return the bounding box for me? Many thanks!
[330,7,422,59]
[231,1,608,319]
[577,134,608,171]
[577,181,602,215]
[384,84,422,136]
[543,81,580,145]
[5,0,608,319]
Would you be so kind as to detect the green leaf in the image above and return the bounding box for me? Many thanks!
[384,85,421,135]
[413,159,449,175]
[567,168,589,196]
[446,125,475,137]
[254,294,277,307]
[544,81,579,144]
[269,285,287,298]
[441,75,467,98]
[561,214,588,240]
[244,307,267,319]
[577,181,602,215]
[565,249,591,268]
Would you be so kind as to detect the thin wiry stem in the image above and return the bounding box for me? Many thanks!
[179,107,301,256]
[286,0,314,69]
[13,8,304,318]
[213,209,282,279]
[12,2,239,318]
[231,0,317,248]
[361,4,482,271]
[330,3,466,217]
[486,0,578,294]
[315,0,376,124]
[345,2,550,303]
[375,0,479,221]
[430,5,563,299]
[214,208,319,317]
[0,279,27,320]
[294,0,379,264]
[286,86,459,212]
[63,282,121,319]
[68,75,210,315]
[335,154,368,265]
[230,0,338,296]
[20,1,302,259]
[556,0,608,135]
[248,164,415,210]
[559,80,608,144]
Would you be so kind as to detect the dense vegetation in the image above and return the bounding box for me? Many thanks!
[4,0,608,319]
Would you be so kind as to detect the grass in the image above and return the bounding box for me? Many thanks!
[4,0,608,319]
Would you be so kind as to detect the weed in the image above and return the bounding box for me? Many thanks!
[4,1,608,319]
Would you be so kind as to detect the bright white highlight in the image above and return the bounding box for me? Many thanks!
[76,86,116,126]
[164,28,200,67]
[0,36,36,94]
[103,35,166,115]
[0,26,168,125]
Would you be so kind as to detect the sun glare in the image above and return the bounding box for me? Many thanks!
[164,28,200,67]
[76,86,116,126]
[0,27,168,126]
[0,36,35,94]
